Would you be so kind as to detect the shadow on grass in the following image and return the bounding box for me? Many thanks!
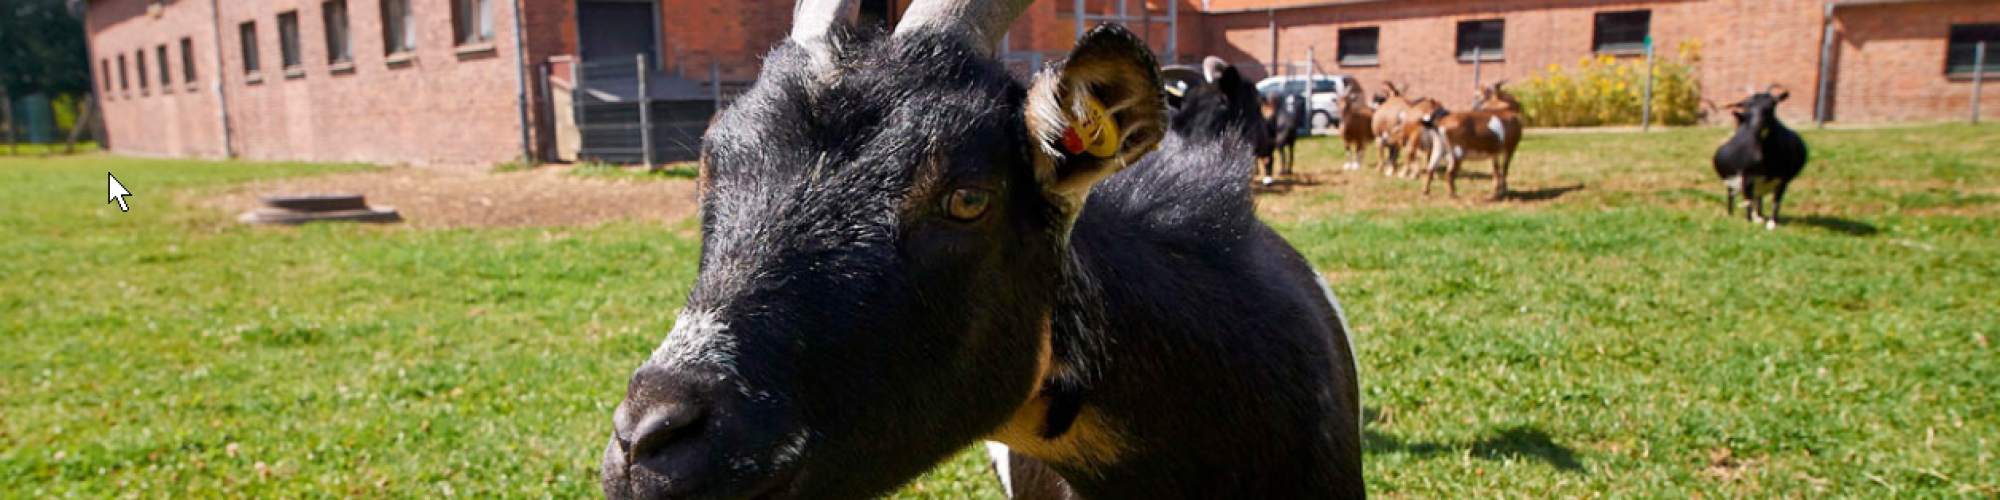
[1498,184,1587,202]
[1249,175,1325,195]
[1364,426,1586,472]
[1790,215,1881,236]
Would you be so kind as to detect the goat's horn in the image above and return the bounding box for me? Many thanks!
[1203,56,1229,83]
[894,0,1036,56]
[790,0,859,49]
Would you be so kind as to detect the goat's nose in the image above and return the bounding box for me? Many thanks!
[614,365,710,463]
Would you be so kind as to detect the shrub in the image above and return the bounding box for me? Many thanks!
[1512,41,1704,127]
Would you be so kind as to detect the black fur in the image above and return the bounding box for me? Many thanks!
[1263,95,1303,177]
[1712,89,1808,227]
[603,24,1362,500]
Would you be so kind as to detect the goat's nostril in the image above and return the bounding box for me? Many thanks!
[627,403,706,461]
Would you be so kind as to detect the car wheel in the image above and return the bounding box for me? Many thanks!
[1312,111,1335,131]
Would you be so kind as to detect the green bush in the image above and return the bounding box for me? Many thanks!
[1513,41,1704,127]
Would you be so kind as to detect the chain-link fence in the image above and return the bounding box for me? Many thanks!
[1,91,99,156]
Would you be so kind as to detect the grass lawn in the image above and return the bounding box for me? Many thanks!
[4,124,1997,498]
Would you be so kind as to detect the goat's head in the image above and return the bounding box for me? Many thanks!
[1474,80,1517,111]
[599,1,1166,499]
[1172,57,1268,141]
[1726,84,1790,126]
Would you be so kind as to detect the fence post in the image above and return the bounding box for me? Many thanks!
[711,60,722,111]
[66,97,94,154]
[638,53,655,172]
[2,90,15,155]
[573,58,586,156]
[1642,35,1656,132]
[1973,41,1986,125]
[1472,46,1482,89]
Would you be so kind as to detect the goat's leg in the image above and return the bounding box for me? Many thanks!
[1422,157,1437,196]
[1725,187,1736,217]
[1446,154,1462,198]
[1281,144,1295,176]
[1767,181,1790,230]
[1492,150,1514,199]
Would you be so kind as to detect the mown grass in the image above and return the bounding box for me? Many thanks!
[4,124,1998,498]
[0,142,99,157]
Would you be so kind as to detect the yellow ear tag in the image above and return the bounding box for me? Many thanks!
[1070,96,1121,158]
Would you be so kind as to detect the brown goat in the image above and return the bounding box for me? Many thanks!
[1391,99,1444,178]
[1420,83,1524,198]
[1337,90,1374,171]
[1370,82,1414,174]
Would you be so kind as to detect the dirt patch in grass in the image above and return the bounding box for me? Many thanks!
[191,164,698,229]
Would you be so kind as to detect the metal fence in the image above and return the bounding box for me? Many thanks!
[1,91,99,155]
[562,54,737,168]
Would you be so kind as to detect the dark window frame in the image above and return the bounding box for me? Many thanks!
[381,0,416,55]
[324,0,353,65]
[102,59,114,92]
[278,11,303,71]
[240,21,262,74]
[136,49,149,92]
[1593,10,1652,54]
[182,38,198,85]
[118,54,129,91]
[1455,18,1505,62]
[452,0,494,46]
[1338,27,1381,67]
[157,44,173,93]
[1947,23,2000,76]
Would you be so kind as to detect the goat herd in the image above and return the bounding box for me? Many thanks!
[1222,61,1809,229]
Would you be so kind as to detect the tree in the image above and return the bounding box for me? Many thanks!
[0,0,91,95]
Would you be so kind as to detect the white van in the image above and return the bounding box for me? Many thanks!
[1255,74,1359,132]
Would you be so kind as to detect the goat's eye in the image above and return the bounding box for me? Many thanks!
[942,188,993,222]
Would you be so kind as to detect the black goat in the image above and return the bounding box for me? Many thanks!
[598,1,1364,498]
[1261,94,1303,185]
[1712,84,1808,230]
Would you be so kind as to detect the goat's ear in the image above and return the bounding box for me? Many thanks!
[1025,25,1166,216]
[1771,86,1791,102]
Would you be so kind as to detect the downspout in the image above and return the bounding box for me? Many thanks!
[510,0,534,163]
[1814,2,1837,127]
[207,0,235,156]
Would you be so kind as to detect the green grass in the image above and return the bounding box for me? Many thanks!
[0,141,99,156]
[4,124,1998,498]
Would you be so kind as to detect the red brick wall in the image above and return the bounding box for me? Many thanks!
[90,0,531,165]
[1829,1,2000,122]
[88,0,229,158]
[1201,0,1833,123]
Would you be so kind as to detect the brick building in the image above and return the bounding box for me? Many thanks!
[83,0,1997,165]
[1199,0,2000,123]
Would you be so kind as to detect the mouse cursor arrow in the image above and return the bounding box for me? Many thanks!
[108,172,132,212]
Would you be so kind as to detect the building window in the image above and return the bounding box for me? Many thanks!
[182,38,198,84]
[118,54,129,91]
[240,22,262,74]
[1456,19,1504,62]
[157,45,172,91]
[278,11,303,70]
[452,0,494,45]
[137,50,149,91]
[1947,24,2000,76]
[1593,10,1651,54]
[323,0,353,64]
[101,59,113,92]
[1338,27,1380,67]
[381,0,416,55]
